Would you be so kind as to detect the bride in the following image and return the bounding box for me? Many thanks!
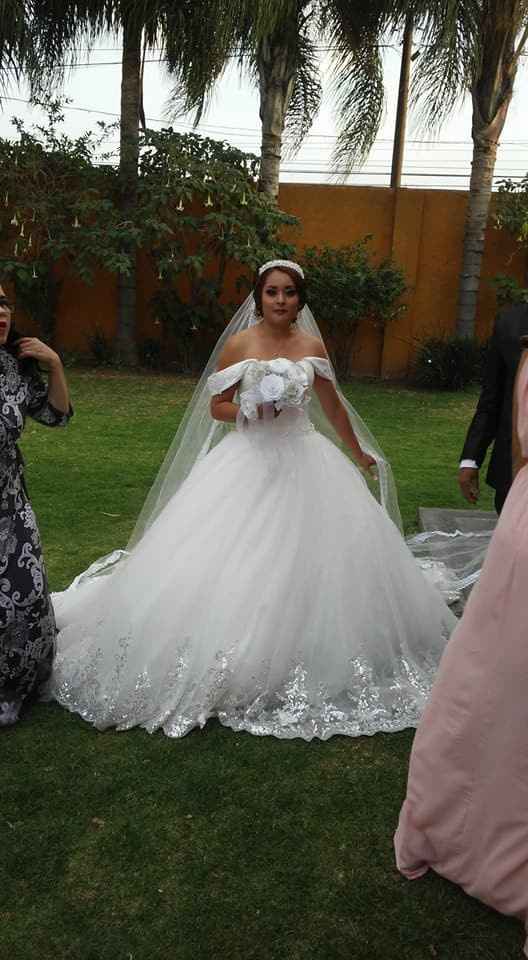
[50,259,456,740]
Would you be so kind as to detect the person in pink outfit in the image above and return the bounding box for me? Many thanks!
[395,342,528,956]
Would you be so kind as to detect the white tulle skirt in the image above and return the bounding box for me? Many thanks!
[50,412,456,740]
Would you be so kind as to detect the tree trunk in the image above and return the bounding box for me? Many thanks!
[257,38,296,200]
[456,1,526,336]
[456,122,502,337]
[390,14,413,190]
[116,15,142,365]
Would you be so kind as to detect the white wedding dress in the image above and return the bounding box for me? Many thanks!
[50,356,456,740]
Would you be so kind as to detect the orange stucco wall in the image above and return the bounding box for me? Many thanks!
[11,183,527,377]
[279,184,526,377]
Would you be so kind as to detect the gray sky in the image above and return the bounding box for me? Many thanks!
[1,38,527,189]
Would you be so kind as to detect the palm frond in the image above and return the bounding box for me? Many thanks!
[317,0,393,171]
[0,0,30,94]
[26,1,114,94]
[283,30,322,156]
[26,1,168,96]
[163,0,248,122]
[319,0,393,47]
[407,0,480,131]
[330,42,385,173]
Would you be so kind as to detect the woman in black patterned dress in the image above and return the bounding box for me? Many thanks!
[0,283,72,727]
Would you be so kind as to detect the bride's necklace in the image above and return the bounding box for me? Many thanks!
[262,332,297,360]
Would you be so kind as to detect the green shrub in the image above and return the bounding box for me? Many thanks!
[491,274,528,306]
[139,338,162,370]
[301,240,406,379]
[495,173,528,245]
[87,327,115,367]
[412,335,488,391]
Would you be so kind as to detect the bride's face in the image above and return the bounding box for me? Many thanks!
[261,270,300,328]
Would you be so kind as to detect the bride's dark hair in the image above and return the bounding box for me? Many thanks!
[253,265,307,315]
[0,282,37,374]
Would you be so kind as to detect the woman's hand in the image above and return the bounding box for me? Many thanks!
[16,338,62,370]
[357,452,377,475]
[15,337,71,414]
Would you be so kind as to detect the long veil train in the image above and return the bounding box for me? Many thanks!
[406,528,491,605]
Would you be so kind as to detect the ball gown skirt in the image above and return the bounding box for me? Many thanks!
[50,358,456,740]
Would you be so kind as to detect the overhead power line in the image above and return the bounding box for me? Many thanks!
[1,95,526,187]
[27,41,401,68]
[2,95,528,149]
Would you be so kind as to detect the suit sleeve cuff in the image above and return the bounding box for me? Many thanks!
[460,459,479,470]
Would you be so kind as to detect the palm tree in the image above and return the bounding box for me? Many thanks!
[448,1,528,335]
[25,2,167,363]
[166,1,387,200]
[100,3,163,364]
[325,0,528,337]
[112,1,250,361]
[115,5,145,362]
[244,2,322,200]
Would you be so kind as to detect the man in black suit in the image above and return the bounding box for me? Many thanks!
[459,303,528,514]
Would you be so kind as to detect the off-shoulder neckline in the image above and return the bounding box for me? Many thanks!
[217,356,330,370]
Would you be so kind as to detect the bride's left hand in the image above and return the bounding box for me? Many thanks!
[358,452,377,475]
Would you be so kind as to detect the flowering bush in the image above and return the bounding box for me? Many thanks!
[0,102,298,358]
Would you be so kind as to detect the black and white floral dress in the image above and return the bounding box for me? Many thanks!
[0,348,71,726]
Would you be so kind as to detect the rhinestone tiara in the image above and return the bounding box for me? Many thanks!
[258,259,305,279]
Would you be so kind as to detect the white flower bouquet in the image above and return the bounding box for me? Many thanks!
[239,359,309,421]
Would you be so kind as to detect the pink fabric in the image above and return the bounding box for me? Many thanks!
[518,358,528,458]
[395,357,528,955]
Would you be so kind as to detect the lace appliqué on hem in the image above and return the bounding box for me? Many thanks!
[52,633,449,741]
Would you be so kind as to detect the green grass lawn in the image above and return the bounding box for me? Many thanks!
[2,371,516,960]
